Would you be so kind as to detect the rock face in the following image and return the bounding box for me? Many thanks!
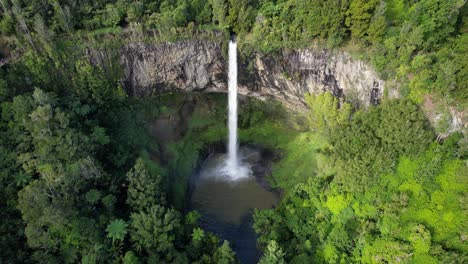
[88,40,384,110]
[120,41,226,96]
[243,49,384,109]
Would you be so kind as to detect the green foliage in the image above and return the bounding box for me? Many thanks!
[94,4,125,28]
[126,158,166,212]
[345,0,380,39]
[0,14,16,35]
[191,227,205,243]
[253,209,284,248]
[122,251,140,264]
[305,92,351,132]
[129,205,181,256]
[259,240,286,264]
[1,1,466,263]
[361,239,412,264]
[252,0,349,51]
[227,0,257,34]
[4,0,465,106]
[330,100,433,192]
[213,241,237,264]
[106,219,128,243]
[250,0,465,102]
[211,0,227,27]
[255,97,466,263]
[74,60,125,107]
[85,189,102,205]
[0,49,241,263]
[325,194,349,215]
[270,132,329,189]
[0,78,9,103]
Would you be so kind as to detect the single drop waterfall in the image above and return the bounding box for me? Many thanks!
[225,39,250,180]
[227,40,239,173]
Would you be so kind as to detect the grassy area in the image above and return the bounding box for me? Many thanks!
[270,132,329,190]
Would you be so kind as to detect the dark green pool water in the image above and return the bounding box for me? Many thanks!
[190,147,278,264]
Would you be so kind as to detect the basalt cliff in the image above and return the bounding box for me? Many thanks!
[87,40,385,110]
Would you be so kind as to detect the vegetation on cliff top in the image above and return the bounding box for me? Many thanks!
[1,0,466,105]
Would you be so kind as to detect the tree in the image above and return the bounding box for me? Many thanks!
[366,2,387,42]
[129,205,181,255]
[227,0,256,34]
[0,13,15,35]
[305,92,351,132]
[189,0,212,24]
[345,0,380,39]
[211,0,227,27]
[213,240,236,264]
[408,0,463,49]
[123,251,140,264]
[0,78,8,101]
[17,179,70,251]
[259,240,286,264]
[330,99,433,192]
[33,14,54,53]
[106,219,128,243]
[85,189,102,205]
[360,239,411,264]
[320,0,349,47]
[51,1,72,32]
[172,0,189,27]
[126,158,166,212]
[191,227,205,244]
[11,0,35,50]
[74,60,125,107]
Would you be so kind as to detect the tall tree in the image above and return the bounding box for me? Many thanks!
[129,205,181,258]
[126,158,166,212]
[259,240,286,264]
[345,0,380,38]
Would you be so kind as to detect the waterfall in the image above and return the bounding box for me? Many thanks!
[225,39,250,180]
[227,40,239,173]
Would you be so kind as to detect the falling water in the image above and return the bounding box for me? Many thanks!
[227,40,239,173]
[225,39,250,180]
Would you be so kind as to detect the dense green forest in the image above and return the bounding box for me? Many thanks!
[255,94,466,263]
[0,0,467,263]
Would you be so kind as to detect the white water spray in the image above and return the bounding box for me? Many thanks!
[224,39,250,180]
[227,40,238,172]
